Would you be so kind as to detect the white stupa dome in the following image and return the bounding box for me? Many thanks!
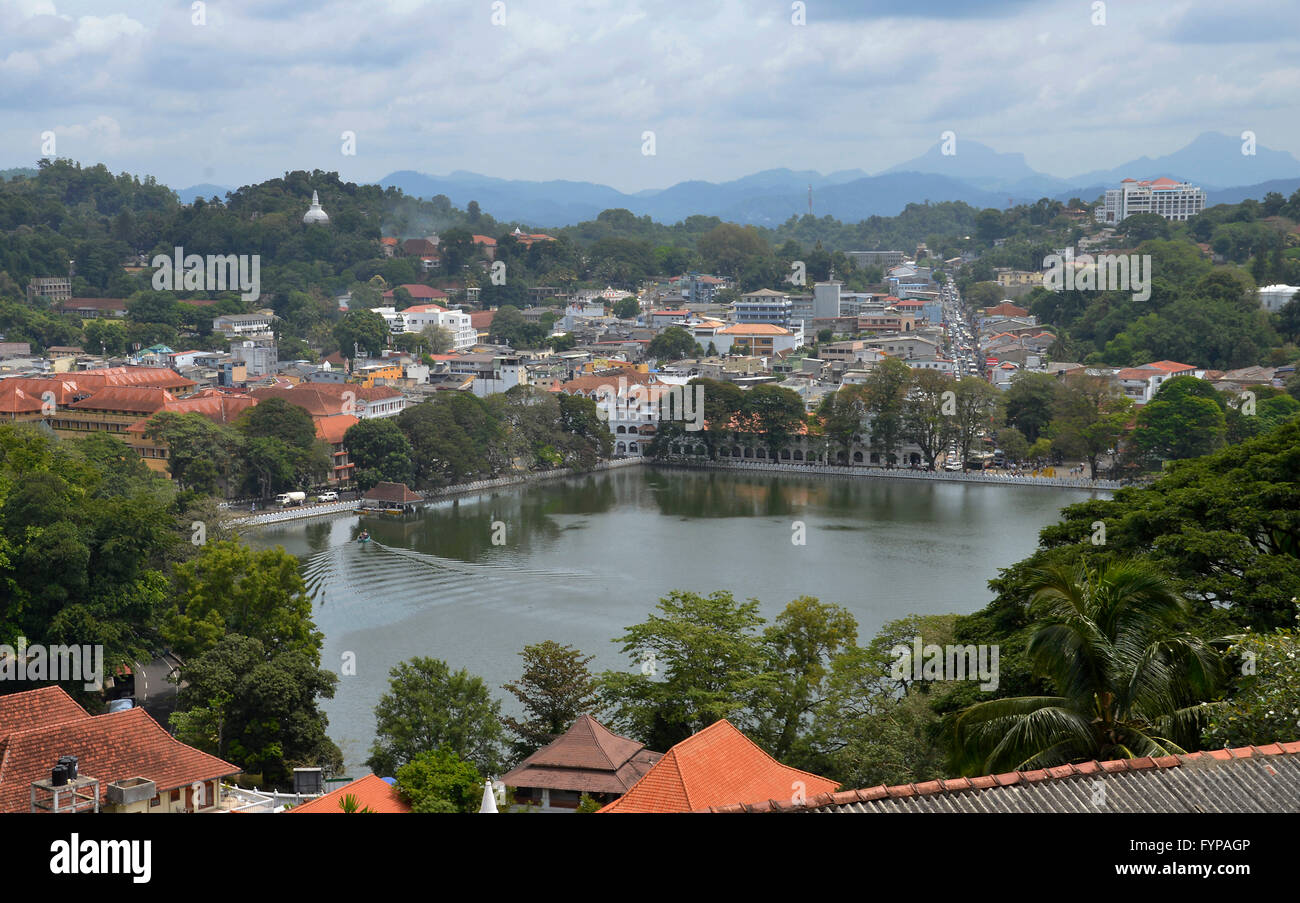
[302,190,330,225]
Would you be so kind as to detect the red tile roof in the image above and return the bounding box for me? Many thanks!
[285,774,412,814]
[470,310,496,329]
[250,382,401,417]
[315,414,359,445]
[1142,360,1196,373]
[383,284,447,301]
[67,386,177,414]
[0,686,237,812]
[0,686,90,737]
[362,481,421,504]
[598,720,839,813]
[0,382,45,414]
[1117,367,1162,380]
[983,302,1029,317]
[57,297,128,313]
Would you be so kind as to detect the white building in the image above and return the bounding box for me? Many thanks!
[1095,178,1206,224]
[1258,284,1300,314]
[371,304,476,351]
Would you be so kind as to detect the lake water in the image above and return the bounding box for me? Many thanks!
[245,466,1103,772]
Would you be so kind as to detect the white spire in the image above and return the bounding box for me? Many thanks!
[303,190,330,225]
[478,779,498,813]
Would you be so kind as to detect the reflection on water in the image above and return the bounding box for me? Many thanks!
[247,467,1102,773]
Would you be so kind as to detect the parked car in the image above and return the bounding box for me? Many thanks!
[106,698,134,714]
[317,491,339,502]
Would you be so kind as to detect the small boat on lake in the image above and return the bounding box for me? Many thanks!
[358,530,371,543]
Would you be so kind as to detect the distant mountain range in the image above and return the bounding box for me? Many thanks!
[167,131,1300,226]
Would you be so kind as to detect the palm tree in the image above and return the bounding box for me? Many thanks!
[338,793,373,814]
[952,560,1222,775]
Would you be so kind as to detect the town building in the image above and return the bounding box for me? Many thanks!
[733,289,793,327]
[0,686,238,813]
[501,715,661,811]
[213,313,277,337]
[846,250,906,270]
[27,276,72,303]
[1095,177,1207,224]
[712,323,804,357]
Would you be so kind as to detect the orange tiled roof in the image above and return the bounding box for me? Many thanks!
[250,383,400,417]
[598,720,839,813]
[285,774,412,814]
[0,381,45,414]
[0,686,237,812]
[67,386,178,414]
[1117,367,1162,380]
[383,284,446,301]
[315,414,359,445]
[125,391,260,435]
[1142,360,1196,373]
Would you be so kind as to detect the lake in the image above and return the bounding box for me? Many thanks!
[245,466,1103,772]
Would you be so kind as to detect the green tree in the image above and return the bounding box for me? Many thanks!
[367,657,505,776]
[163,540,323,660]
[344,418,414,490]
[954,561,1222,774]
[333,308,388,359]
[1134,375,1228,462]
[750,597,858,765]
[422,323,454,353]
[144,412,241,495]
[742,384,806,457]
[865,357,911,466]
[951,376,1001,471]
[598,590,769,751]
[1003,372,1060,443]
[902,370,955,468]
[170,634,342,785]
[612,296,640,320]
[394,748,484,813]
[1049,376,1132,479]
[817,614,961,788]
[647,326,700,361]
[501,641,600,761]
[1205,603,1300,748]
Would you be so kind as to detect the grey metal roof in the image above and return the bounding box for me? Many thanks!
[809,749,1300,814]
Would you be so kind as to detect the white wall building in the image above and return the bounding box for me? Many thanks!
[372,304,476,350]
[1258,284,1300,314]
[1095,178,1207,224]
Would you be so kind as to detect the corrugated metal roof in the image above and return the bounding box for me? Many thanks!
[707,743,1300,813]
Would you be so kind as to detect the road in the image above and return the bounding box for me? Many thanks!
[131,651,184,727]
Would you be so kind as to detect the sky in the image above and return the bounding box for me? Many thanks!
[2,0,1299,193]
